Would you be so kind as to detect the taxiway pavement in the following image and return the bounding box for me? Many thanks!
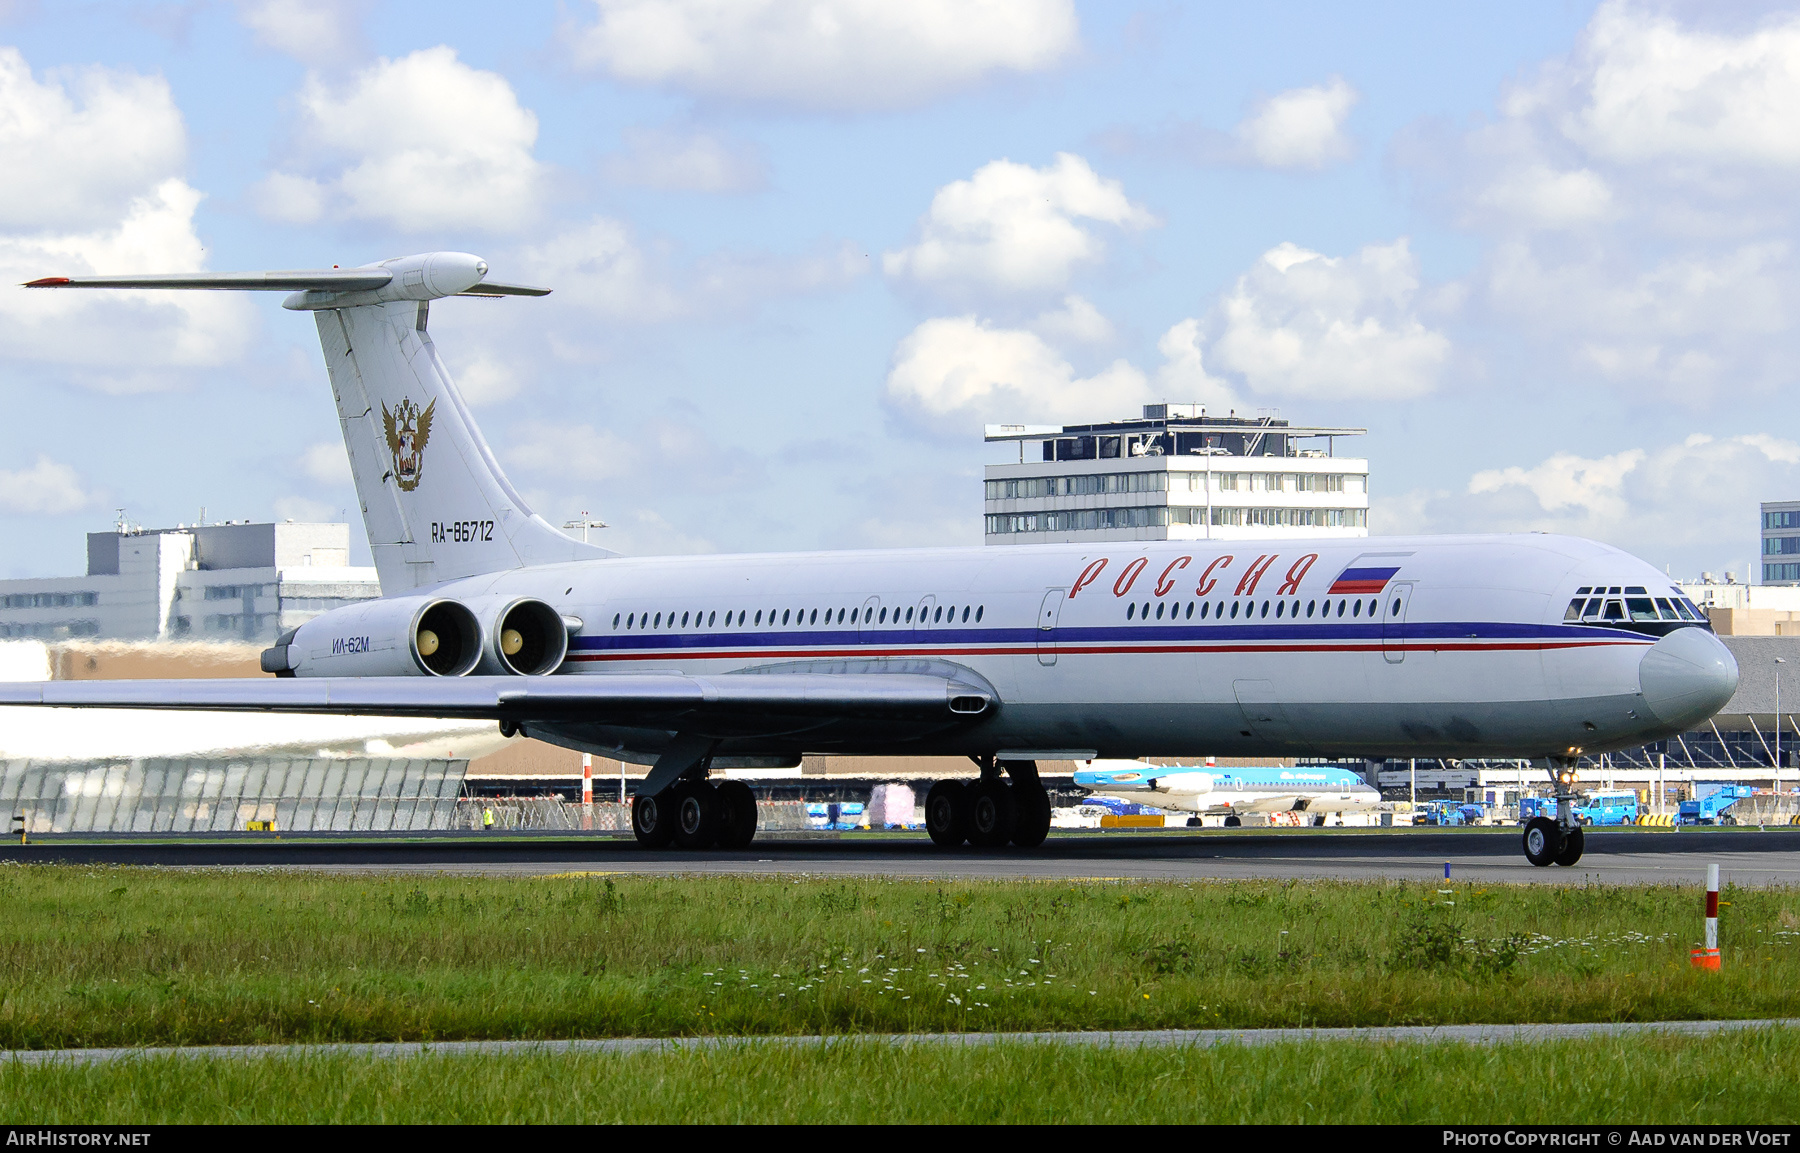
[3,827,1798,886]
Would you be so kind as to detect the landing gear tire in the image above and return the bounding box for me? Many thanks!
[1010,783,1052,849]
[715,780,758,850]
[1522,816,1561,867]
[1554,824,1585,866]
[1223,814,1242,828]
[1186,817,1202,828]
[925,780,969,847]
[673,782,723,849]
[632,790,676,848]
[967,780,1018,848]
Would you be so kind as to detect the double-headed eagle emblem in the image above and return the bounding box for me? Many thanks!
[382,397,435,492]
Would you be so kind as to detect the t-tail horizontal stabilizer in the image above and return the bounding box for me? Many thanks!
[24,251,606,591]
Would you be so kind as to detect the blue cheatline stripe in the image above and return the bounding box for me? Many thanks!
[566,619,1656,655]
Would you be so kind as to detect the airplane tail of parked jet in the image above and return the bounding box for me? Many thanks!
[26,253,610,591]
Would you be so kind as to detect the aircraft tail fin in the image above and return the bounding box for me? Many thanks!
[26,251,611,592]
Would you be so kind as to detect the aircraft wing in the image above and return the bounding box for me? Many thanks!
[0,673,991,738]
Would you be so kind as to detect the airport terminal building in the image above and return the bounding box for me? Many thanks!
[0,520,381,644]
[983,405,1368,545]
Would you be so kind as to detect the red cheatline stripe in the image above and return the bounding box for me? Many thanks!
[564,638,1647,663]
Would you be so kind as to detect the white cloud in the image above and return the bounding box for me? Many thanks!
[1467,163,1614,230]
[1382,433,1800,572]
[1030,295,1113,344]
[570,0,1078,111]
[297,441,352,487]
[1564,1,1800,169]
[0,48,186,230]
[273,496,338,523]
[0,455,94,515]
[1207,239,1450,399]
[1152,318,1240,413]
[510,217,682,322]
[601,127,765,193]
[448,353,524,407]
[1234,77,1357,169]
[883,315,1151,430]
[236,0,365,66]
[263,47,544,232]
[883,153,1155,296]
[0,178,254,379]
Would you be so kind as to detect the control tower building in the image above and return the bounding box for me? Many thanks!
[983,405,1368,545]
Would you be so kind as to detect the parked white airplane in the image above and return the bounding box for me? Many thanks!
[1074,759,1380,825]
[2,252,1739,866]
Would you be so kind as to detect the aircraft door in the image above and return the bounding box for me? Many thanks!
[1382,582,1415,665]
[858,596,882,643]
[1037,588,1065,666]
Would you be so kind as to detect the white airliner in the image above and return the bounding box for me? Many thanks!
[1,252,1739,867]
[1073,760,1381,825]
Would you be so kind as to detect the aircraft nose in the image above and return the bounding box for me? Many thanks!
[1638,627,1738,729]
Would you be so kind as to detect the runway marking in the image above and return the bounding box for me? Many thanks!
[6,1019,1794,1067]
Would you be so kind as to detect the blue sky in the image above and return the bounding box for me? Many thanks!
[1,0,1797,582]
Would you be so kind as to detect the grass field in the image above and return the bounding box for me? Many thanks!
[5,1030,1799,1124]
[0,867,1794,1050]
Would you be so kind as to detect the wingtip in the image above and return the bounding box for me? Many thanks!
[22,277,71,288]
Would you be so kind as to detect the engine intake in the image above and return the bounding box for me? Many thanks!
[490,598,568,675]
[283,595,481,678]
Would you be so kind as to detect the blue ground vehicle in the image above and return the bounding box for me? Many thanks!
[1414,801,1482,826]
[1678,784,1755,826]
[1573,790,1639,826]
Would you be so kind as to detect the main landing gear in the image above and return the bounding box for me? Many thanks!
[925,758,1051,849]
[1521,757,1585,867]
[632,777,758,851]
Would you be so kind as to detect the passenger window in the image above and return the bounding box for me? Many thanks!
[902,606,911,623]
[1306,600,1315,618]
[1185,602,1195,619]
[626,613,634,629]
[976,606,984,622]
[612,613,620,628]
[1275,601,1284,618]
[654,612,662,628]
[1337,599,1346,616]
[962,606,971,622]
[754,610,762,626]
[678,612,687,627]
[1391,597,1401,617]
[1127,603,1136,620]
[1603,600,1625,621]
[1351,600,1361,618]
[1155,603,1165,620]
[1627,598,1658,622]
[1230,602,1240,619]
[708,611,716,626]
[1260,601,1269,618]
[879,608,887,623]
[934,606,943,623]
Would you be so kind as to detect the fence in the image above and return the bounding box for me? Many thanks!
[451,798,813,834]
[0,757,466,834]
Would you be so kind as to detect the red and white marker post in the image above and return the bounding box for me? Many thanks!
[581,753,593,830]
[1691,863,1721,970]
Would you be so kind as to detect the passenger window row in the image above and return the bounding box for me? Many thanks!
[1562,585,1701,624]
[609,603,986,631]
[1127,597,1386,622]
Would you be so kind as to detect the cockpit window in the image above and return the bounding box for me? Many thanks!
[1627,597,1658,622]
[1603,599,1626,621]
[1673,599,1699,621]
[1653,597,1680,621]
[1581,598,1605,621]
[1564,598,1585,621]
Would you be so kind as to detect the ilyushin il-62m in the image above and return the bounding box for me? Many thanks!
[4,252,1738,867]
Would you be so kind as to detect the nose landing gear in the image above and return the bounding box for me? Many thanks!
[1521,757,1585,866]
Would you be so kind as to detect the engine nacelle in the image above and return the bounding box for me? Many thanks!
[273,596,482,677]
[468,596,570,676]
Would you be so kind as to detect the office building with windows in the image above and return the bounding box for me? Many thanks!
[0,520,381,643]
[1763,501,1800,585]
[983,405,1369,545]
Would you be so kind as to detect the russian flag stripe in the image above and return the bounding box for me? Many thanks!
[1329,566,1401,594]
